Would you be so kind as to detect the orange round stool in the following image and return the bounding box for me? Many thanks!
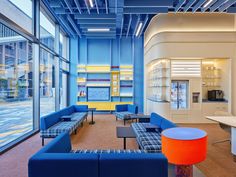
[162,127,207,177]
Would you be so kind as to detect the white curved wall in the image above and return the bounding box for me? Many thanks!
[144,13,236,122]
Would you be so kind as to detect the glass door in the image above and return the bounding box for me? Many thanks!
[171,80,189,109]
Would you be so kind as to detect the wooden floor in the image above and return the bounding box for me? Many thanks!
[1,114,236,177]
[180,123,236,177]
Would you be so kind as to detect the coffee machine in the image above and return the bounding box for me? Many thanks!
[208,90,224,101]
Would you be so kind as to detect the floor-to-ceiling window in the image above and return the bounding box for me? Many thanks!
[0,0,69,153]
[40,48,55,116]
[59,33,69,109]
[0,23,33,149]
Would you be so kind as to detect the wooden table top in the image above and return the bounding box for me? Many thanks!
[206,116,236,128]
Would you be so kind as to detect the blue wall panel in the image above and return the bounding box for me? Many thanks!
[79,38,87,65]
[111,40,119,66]
[133,37,144,112]
[87,39,111,65]
[120,38,132,65]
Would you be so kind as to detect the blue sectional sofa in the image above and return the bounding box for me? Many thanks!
[40,105,88,146]
[131,112,177,153]
[114,104,138,125]
[28,132,168,177]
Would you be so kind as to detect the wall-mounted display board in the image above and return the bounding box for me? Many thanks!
[147,59,170,102]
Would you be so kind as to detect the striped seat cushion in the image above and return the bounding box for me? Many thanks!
[114,111,133,120]
[131,122,162,153]
[72,149,145,153]
[143,144,162,153]
[40,112,87,138]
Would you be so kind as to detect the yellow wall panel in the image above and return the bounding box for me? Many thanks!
[77,102,133,111]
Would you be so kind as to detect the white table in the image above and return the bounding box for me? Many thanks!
[206,116,236,160]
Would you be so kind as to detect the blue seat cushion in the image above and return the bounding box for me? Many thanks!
[114,111,133,120]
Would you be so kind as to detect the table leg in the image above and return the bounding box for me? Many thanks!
[124,137,126,150]
[89,110,95,125]
[232,127,236,162]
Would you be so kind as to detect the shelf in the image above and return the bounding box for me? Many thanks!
[202,85,221,87]
[120,94,133,97]
[77,65,111,73]
[86,84,110,87]
[149,86,170,88]
[202,77,221,79]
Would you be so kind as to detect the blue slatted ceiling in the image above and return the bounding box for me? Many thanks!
[43,0,236,38]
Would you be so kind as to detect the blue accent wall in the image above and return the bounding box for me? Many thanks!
[76,36,144,112]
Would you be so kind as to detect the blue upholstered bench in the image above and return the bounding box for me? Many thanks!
[131,113,177,153]
[28,132,168,177]
[40,105,88,146]
[114,104,138,125]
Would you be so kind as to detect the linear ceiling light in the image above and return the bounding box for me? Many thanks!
[135,22,143,37]
[203,0,213,8]
[87,28,110,32]
[88,0,94,8]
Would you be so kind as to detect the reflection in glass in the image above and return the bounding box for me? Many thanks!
[40,49,55,116]
[40,11,55,50]
[0,23,33,149]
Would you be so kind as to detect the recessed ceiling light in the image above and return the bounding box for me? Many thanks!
[88,0,94,8]
[203,0,213,8]
[135,22,143,37]
[87,28,110,32]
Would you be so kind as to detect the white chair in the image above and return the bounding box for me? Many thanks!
[213,111,232,145]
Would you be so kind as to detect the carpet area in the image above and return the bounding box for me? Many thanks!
[0,114,236,177]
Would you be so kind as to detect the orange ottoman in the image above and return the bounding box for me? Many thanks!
[162,127,207,177]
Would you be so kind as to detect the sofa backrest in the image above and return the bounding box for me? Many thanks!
[115,104,128,112]
[40,105,88,130]
[128,104,138,114]
[73,105,88,112]
[150,113,163,127]
[150,113,177,130]
[40,110,63,130]
[38,132,72,154]
[100,153,168,177]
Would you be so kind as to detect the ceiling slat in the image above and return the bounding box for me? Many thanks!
[67,15,81,37]
[94,0,99,14]
[209,0,227,12]
[183,0,197,12]
[84,0,91,14]
[63,0,73,13]
[74,0,82,14]
[175,0,186,12]
[74,14,116,19]
[192,0,206,12]
[105,0,108,14]
[123,7,168,14]
[218,0,236,12]
[126,14,132,38]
